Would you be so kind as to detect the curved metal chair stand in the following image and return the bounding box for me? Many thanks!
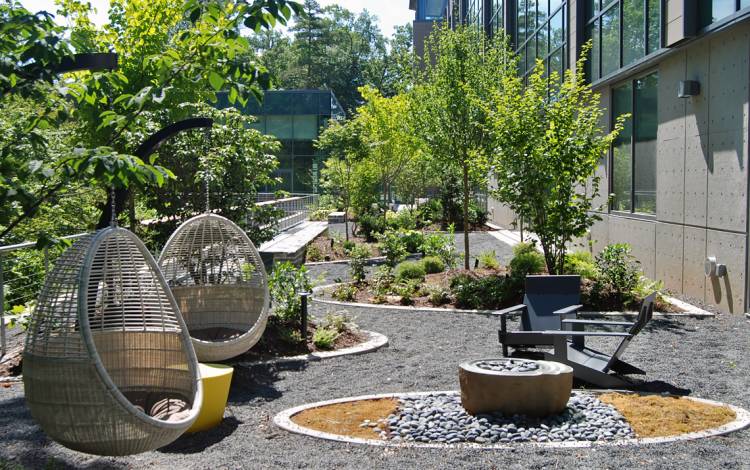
[158,213,270,362]
[23,227,203,456]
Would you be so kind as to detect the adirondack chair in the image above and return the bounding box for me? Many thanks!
[493,275,582,357]
[540,293,656,388]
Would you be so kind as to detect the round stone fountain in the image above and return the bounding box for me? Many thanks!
[459,358,573,417]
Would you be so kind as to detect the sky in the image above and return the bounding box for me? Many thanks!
[20,0,415,38]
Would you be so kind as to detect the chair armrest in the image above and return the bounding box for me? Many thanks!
[561,319,634,327]
[491,304,527,316]
[552,305,584,316]
[540,331,631,337]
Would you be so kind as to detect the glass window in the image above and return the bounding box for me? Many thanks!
[611,83,633,212]
[424,0,447,19]
[633,73,657,213]
[647,0,660,53]
[517,0,528,44]
[515,0,566,79]
[490,0,504,37]
[549,9,564,50]
[266,115,293,139]
[537,22,548,59]
[586,20,600,81]
[536,0,547,29]
[699,1,738,28]
[623,0,645,67]
[611,72,658,215]
[601,4,620,77]
[293,115,318,140]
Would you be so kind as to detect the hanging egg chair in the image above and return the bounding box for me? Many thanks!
[158,212,270,361]
[23,226,203,456]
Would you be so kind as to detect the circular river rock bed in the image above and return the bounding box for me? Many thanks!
[275,391,750,448]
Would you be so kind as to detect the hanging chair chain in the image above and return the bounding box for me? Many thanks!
[203,126,212,214]
[110,185,117,227]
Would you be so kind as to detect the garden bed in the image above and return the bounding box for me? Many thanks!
[306,233,381,263]
[277,391,748,448]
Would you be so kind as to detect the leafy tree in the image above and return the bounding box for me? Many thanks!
[486,51,626,274]
[0,0,302,245]
[411,24,515,269]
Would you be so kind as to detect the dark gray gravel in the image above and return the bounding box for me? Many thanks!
[1,232,749,469]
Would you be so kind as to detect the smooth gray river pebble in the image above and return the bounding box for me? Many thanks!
[473,359,539,373]
[369,392,635,444]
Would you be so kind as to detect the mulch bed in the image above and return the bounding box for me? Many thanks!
[306,234,380,262]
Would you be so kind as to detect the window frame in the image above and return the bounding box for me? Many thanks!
[513,0,568,80]
[609,69,658,217]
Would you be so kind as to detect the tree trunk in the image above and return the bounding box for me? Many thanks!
[128,190,136,233]
[344,200,350,242]
[462,163,470,270]
[97,188,129,229]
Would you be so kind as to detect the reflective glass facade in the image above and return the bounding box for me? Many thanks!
[585,0,661,82]
[489,0,505,35]
[611,72,658,214]
[417,0,449,20]
[515,0,567,79]
[699,1,750,28]
[217,90,345,194]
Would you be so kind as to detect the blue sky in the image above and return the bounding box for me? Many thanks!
[20,0,415,37]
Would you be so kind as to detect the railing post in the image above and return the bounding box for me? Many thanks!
[1,254,5,358]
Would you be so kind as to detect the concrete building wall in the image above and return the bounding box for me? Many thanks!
[489,18,750,313]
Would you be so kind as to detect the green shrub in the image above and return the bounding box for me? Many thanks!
[332,283,358,301]
[449,273,509,309]
[342,240,356,252]
[349,244,371,283]
[371,265,395,297]
[376,230,408,267]
[421,256,446,274]
[357,211,386,242]
[425,285,451,306]
[564,251,598,280]
[509,251,545,278]
[392,280,419,305]
[319,312,356,333]
[395,260,426,281]
[596,243,640,296]
[401,230,425,253]
[513,241,538,257]
[269,262,313,324]
[312,328,339,349]
[477,250,500,270]
[420,224,458,268]
[306,244,323,262]
[279,327,304,345]
[416,199,442,227]
[309,209,331,221]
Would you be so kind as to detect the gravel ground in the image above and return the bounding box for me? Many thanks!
[1,232,749,469]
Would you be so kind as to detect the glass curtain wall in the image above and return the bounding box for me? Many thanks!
[699,1,750,28]
[489,0,504,36]
[586,0,660,82]
[611,72,658,214]
[466,0,483,29]
[515,0,567,80]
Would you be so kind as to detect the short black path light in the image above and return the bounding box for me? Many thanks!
[299,291,312,340]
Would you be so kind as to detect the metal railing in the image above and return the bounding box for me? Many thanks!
[254,194,319,233]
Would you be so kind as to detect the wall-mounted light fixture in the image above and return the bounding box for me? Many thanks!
[678,80,701,98]
[705,256,727,278]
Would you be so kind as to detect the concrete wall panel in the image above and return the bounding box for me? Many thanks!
[657,137,685,223]
[608,216,656,279]
[682,226,707,301]
[655,222,684,292]
[685,40,710,137]
[683,135,708,226]
[708,29,749,133]
[706,129,747,232]
[706,229,746,313]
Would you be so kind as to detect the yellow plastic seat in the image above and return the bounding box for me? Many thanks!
[187,363,234,433]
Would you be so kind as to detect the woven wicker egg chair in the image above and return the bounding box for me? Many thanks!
[158,213,270,361]
[23,226,203,456]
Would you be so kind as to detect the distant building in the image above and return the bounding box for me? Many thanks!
[409,0,451,60]
[218,89,345,194]
[413,0,750,313]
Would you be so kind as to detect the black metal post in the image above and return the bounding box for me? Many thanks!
[300,292,311,340]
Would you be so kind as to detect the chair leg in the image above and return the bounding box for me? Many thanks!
[502,343,509,357]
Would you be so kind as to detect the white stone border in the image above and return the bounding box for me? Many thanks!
[274,390,750,449]
[233,330,388,366]
[312,283,714,318]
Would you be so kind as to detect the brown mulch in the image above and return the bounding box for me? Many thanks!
[600,392,736,438]
[290,398,398,440]
[0,344,23,378]
[306,234,380,262]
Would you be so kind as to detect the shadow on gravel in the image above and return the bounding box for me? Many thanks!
[159,416,241,454]
[643,318,694,336]
[228,360,309,404]
[1,454,128,470]
[0,397,47,445]
[628,380,692,396]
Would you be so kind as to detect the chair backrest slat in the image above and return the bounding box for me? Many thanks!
[522,275,581,331]
[608,292,656,369]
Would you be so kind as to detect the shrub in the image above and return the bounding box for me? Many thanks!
[377,230,408,267]
[596,243,640,296]
[420,224,458,268]
[279,327,304,345]
[388,209,417,230]
[467,202,488,228]
[401,230,425,253]
[449,273,509,309]
[477,250,500,270]
[416,199,442,227]
[319,312,356,333]
[349,244,371,283]
[564,251,598,280]
[513,241,538,257]
[269,262,312,324]
[332,283,358,301]
[425,285,451,306]
[357,211,386,242]
[392,280,419,305]
[371,265,395,297]
[342,240,356,253]
[312,328,339,349]
[510,250,545,278]
[395,260,426,281]
[309,209,331,221]
[421,256,446,274]
[306,244,323,262]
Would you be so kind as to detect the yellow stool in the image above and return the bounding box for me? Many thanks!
[187,363,234,433]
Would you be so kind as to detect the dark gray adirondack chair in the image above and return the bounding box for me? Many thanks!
[494,275,582,357]
[541,292,656,388]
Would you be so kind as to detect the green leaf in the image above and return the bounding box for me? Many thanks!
[208,71,225,91]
